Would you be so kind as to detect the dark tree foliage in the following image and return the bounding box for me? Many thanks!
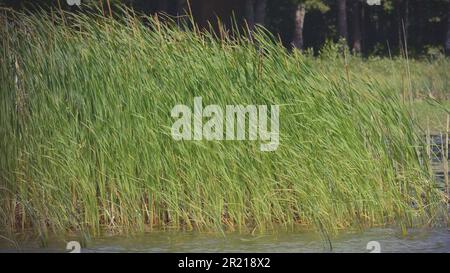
[1,0,449,57]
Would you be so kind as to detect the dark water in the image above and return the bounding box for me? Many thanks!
[1,227,449,253]
[428,134,449,188]
[429,134,450,162]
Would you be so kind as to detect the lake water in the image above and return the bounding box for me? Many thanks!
[1,227,449,253]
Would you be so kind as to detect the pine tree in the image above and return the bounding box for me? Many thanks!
[291,0,328,50]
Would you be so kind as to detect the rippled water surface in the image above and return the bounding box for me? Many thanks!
[1,227,449,253]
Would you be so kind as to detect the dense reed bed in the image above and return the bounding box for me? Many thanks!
[0,9,448,238]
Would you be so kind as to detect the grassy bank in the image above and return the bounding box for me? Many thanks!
[0,9,448,238]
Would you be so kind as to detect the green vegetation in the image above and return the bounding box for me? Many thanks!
[411,101,450,133]
[0,10,448,239]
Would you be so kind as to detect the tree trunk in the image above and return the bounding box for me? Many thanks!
[352,1,362,53]
[396,0,404,54]
[338,0,348,42]
[446,2,450,56]
[416,0,426,53]
[292,3,306,50]
[397,0,410,55]
[245,0,255,31]
[254,0,267,27]
[404,0,409,42]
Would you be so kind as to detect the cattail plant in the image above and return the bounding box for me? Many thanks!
[0,8,447,238]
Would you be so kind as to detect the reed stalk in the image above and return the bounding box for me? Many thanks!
[0,9,447,237]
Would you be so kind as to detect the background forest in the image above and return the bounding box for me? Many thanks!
[2,0,450,57]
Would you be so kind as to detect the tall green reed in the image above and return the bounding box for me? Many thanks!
[0,8,447,238]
